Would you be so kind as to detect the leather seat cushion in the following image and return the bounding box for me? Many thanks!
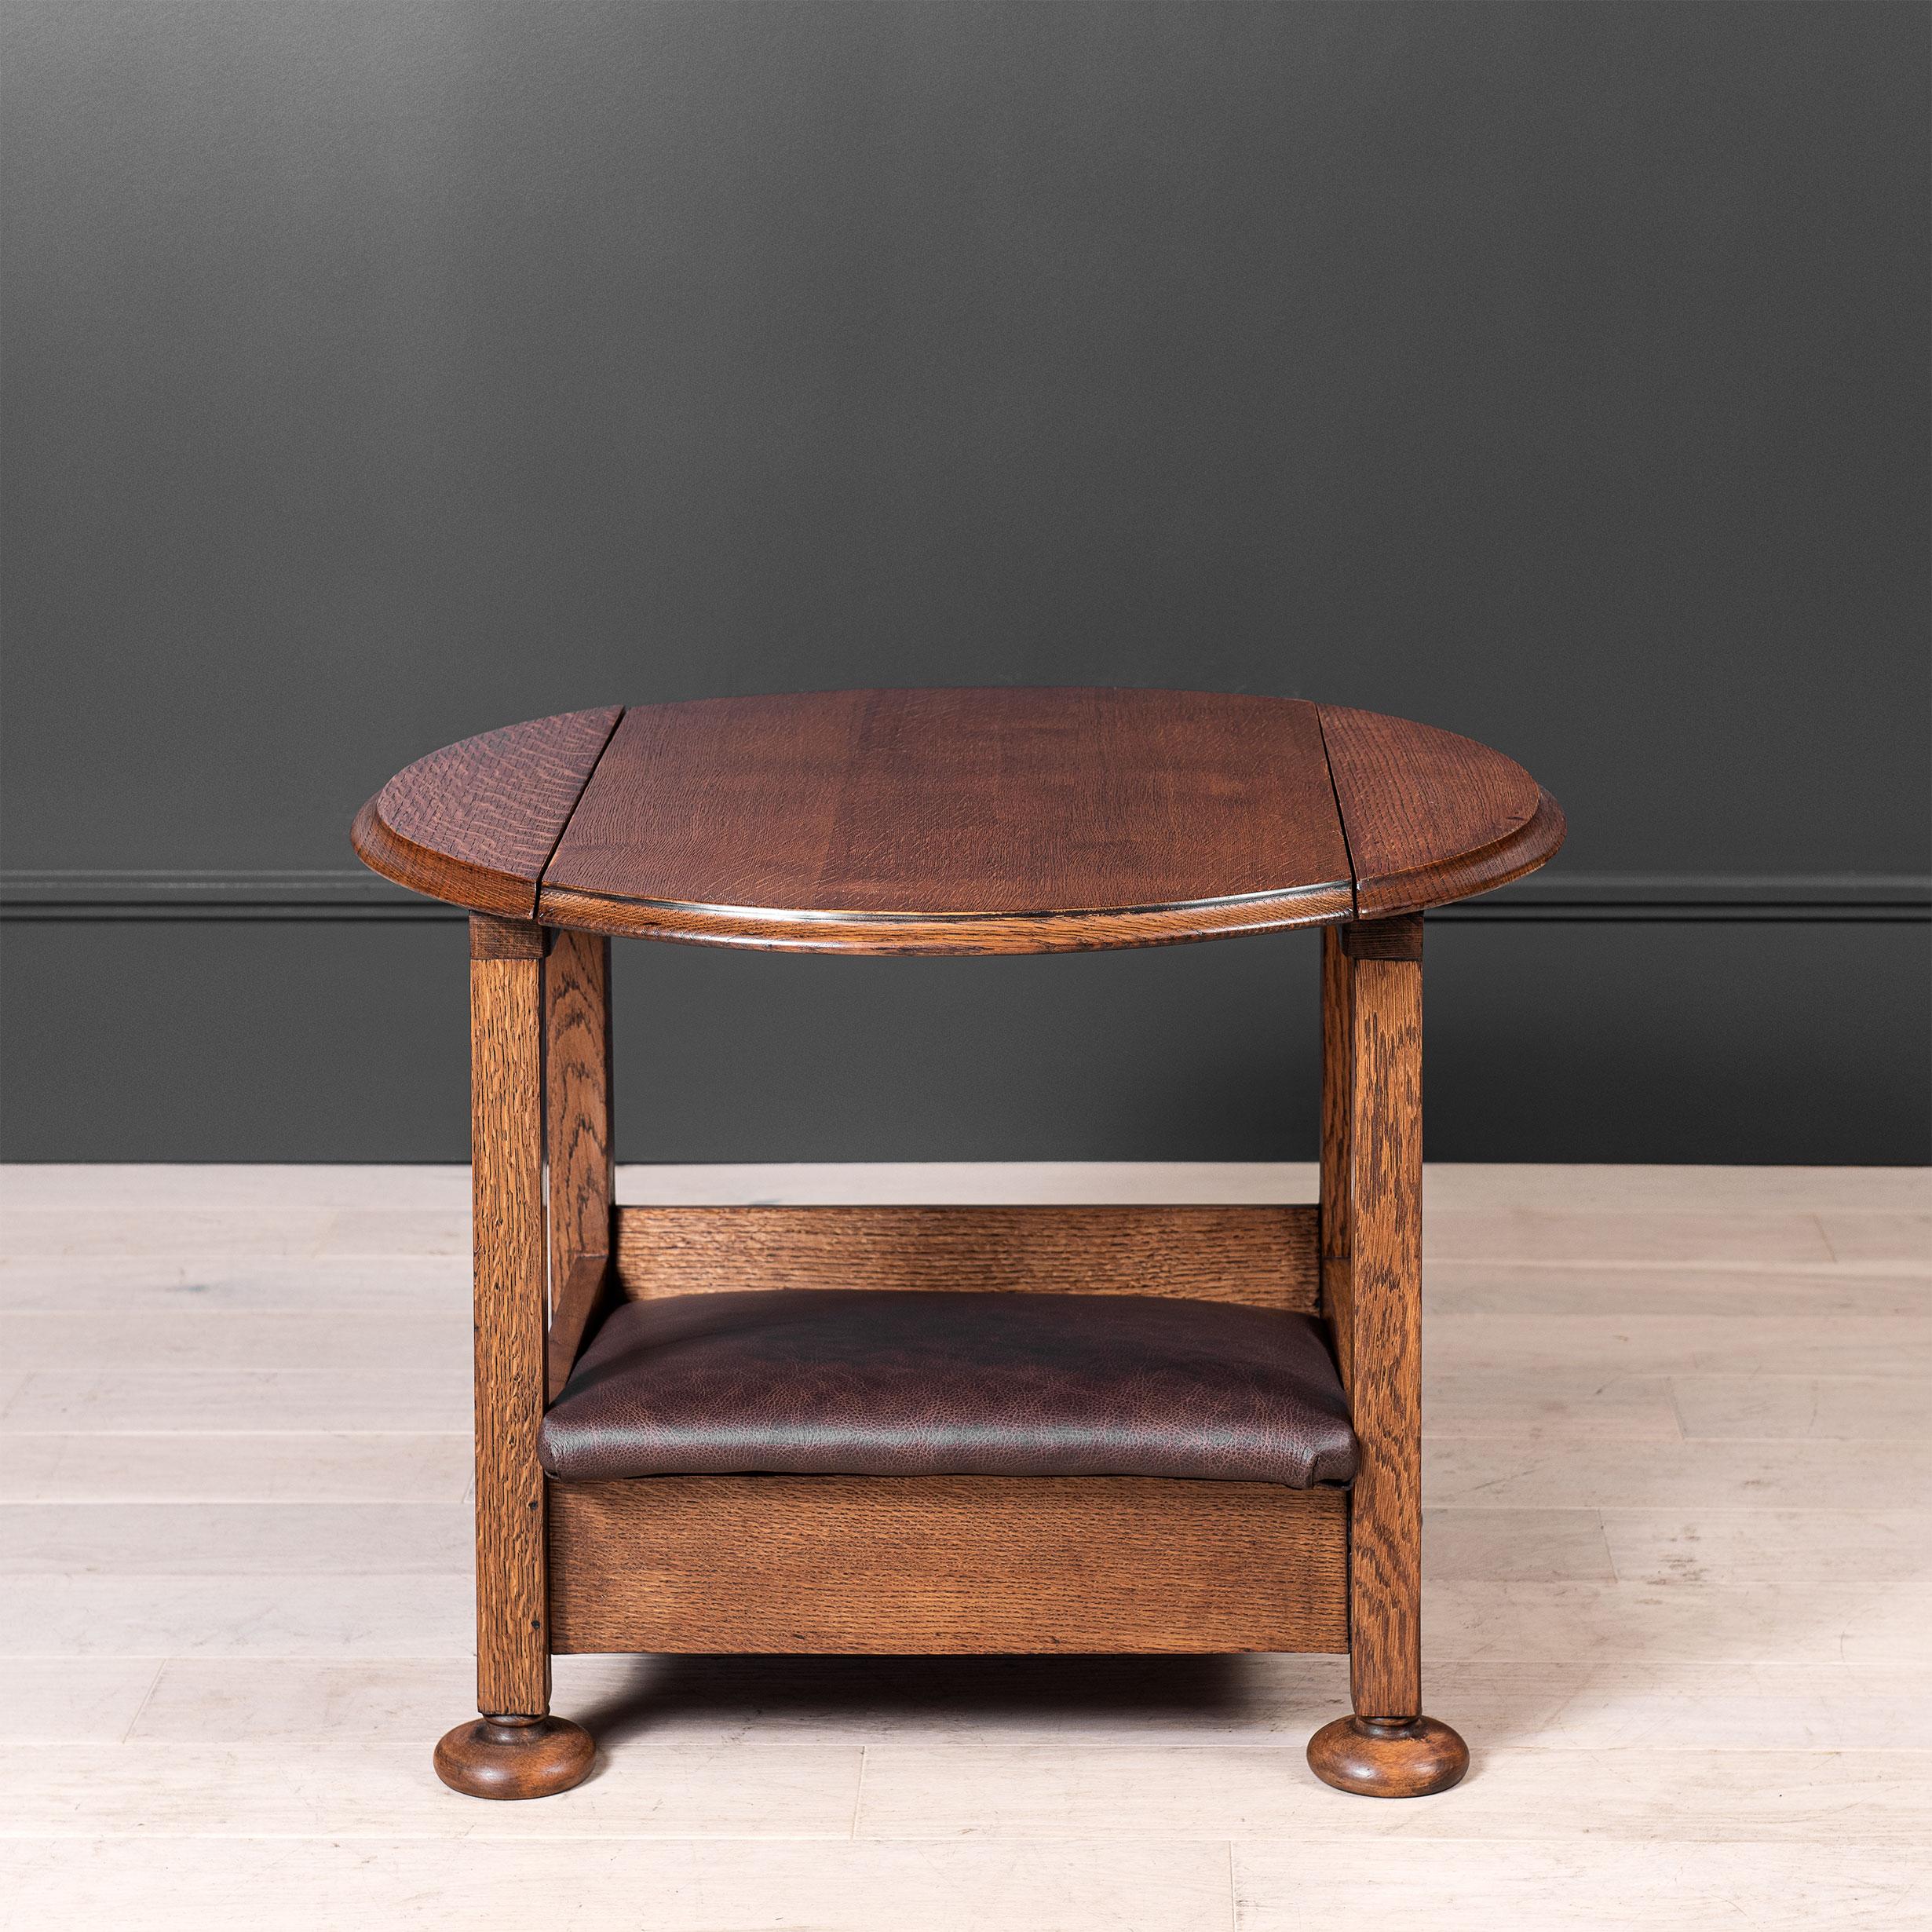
[539,1288,1357,1487]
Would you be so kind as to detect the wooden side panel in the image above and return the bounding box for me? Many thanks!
[469,916,551,1716]
[1319,704,1565,918]
[1344,947,1424,1720]
[612,1205,1320,1312]
[546,1253,611,1408]
[548,1475,1349,1654]
[350,707,623,918]
[544,927,614,1401]
[1318,927,1354,1391]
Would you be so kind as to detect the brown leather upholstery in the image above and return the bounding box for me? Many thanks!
[539,1289,1357,1487]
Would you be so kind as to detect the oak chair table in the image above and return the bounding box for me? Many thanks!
[351,686,1564,1802]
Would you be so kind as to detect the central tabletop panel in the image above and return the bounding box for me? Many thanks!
[539,687,1357,951]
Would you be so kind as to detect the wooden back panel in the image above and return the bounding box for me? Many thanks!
[611,1204,1320,1313]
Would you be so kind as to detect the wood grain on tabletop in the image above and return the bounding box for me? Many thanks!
[349,707,622,919]
[539,687,1358,951]
[350,688,1565,948]
[1317,703,1565,919]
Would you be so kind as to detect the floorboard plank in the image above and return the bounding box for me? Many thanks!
[1423,1263,1932,1317]
[1817,1214,1932,1271]
[0,1311,465,1373]
[856,1742,1932,1843]
[1424,1371,1682,1438]
[1598,1510,1932,1585]
[119,1653,1932,1753]
[0,1742,864,1839]
[1424,1437,1932,1510]
[0,1839,1237,1932]
[0,1257,469,1314]
[0,1503,471,1575]
[0,1659,163,1743]
[1423,1211,1838,1268]
[0,1372,472,1433]
[0,1433,470,1503]
[1423,1508,1615,1581]
[1424,1579,1932,1664]
[1235,1840,1932,1932]
[1426,1314,1932,1377]
[0,1576,474,1656]
[1671,1375,1932,1439]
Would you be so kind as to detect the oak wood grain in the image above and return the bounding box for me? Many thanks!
[539,688,1354,953]
[1318,927,1354,1390]
[1339,912,1424,962]
[1342,949,1424,1721]
[542,928,614,1401]
[544,1253,612,1409]
[1305,1713,1468,1798]
[352,691,1565,948]
[352,708,622,919]
[468,917,546,962]
[468,916,550,1718]
[609,1205,1320,1311]
[1318,704,1565,919]
[546,1475,1349,1654]
[433,1714,593,1800]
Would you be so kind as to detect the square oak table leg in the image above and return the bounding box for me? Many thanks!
[433,915,594,1800]
[1307,915,1469,1798]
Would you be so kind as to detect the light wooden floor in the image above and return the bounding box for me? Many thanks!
[1,1162,1927,1931]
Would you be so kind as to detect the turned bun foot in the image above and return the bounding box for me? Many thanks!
[1306,1715,1469,1798]
[434,1715,595,1799]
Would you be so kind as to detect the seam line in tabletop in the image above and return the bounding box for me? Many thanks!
[534,708,626,919]
[1313,708,1360,922]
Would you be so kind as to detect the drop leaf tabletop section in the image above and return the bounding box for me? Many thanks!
[350,707,623,920]
[1316,703,1565,919]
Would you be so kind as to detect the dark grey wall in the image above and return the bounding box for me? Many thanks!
[5,916,1927,1166]
[3,1,1927,1163]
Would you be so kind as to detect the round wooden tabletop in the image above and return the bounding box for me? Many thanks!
[352,688,1563,955]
